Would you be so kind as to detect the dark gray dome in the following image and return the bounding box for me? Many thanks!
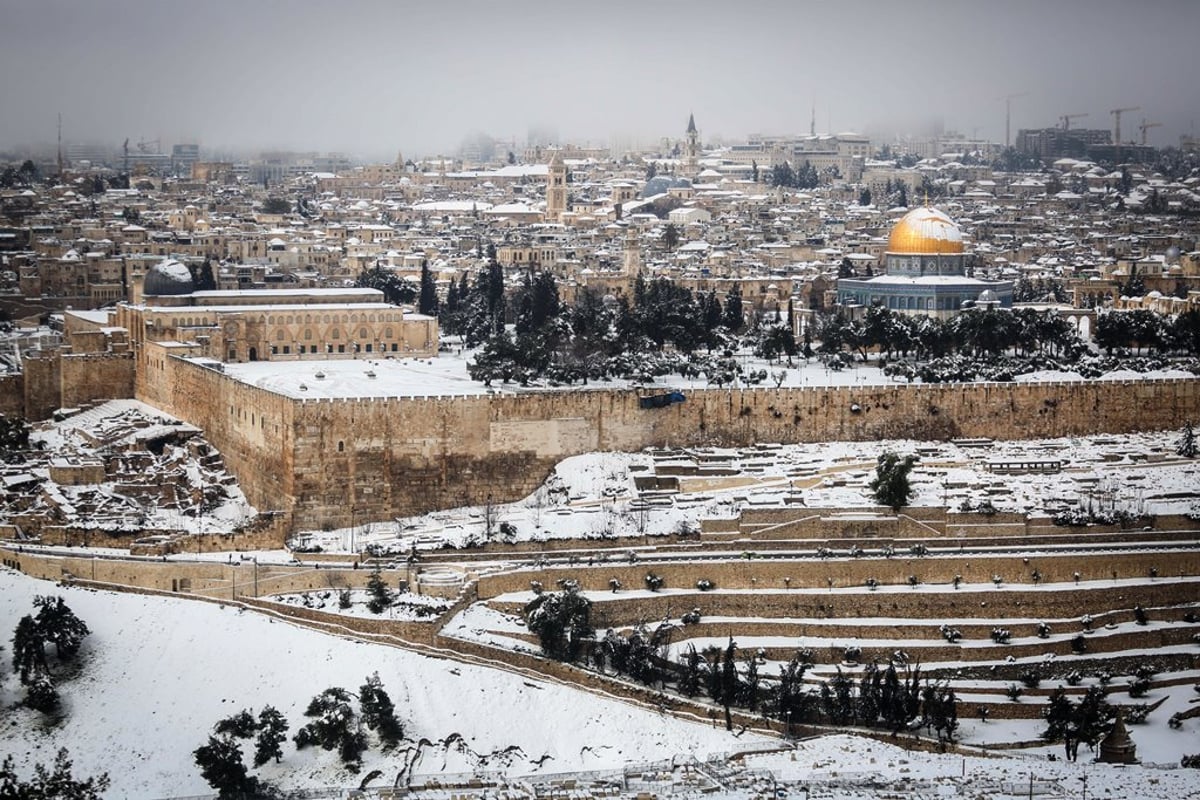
[144,259,195,296]
[642,175,692,199]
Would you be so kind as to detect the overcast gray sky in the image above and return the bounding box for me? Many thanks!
[2,0,1198,159]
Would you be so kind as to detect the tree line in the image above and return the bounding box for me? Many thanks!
[523,582,959,743]
[447,264,796,386]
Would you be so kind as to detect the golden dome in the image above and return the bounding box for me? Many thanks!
[886,206,964,254]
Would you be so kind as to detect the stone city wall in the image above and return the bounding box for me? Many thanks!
[0,374,24,417]
[58,352,135,410]
[138,349,298,523]
[287,378,1200,531]
[21,351,61,421]
[144,353,1200,535]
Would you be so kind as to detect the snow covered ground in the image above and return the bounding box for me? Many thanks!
[0,568,768,798]
[3,568,1198,799]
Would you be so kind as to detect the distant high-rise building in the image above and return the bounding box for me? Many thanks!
[171,143,200,176]
[1016,127,1110,160]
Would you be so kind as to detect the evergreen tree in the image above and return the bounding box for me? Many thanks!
[722,285,744,332]
[442,278,460,333]
[716,639,739,731]
[294,687,367,773]
[0,749,109,800]
[1122,263,1146,297]
[677,644,705,698]
[524,582,593,662]
[514,271,561,335]
[1176,421,1197,458]
[662,223,680,252]
[356,265,416,306]
[417,261,439,316]
[24,670,60,713]
[11,614,46,683]
[194,735,254,798]
[870,452,919,511]
[486,259,505,330]
[214,709,258,739]
[253,706,289,767]
[32,596,90,660]
[191,258,217,292]
[702,290,724,348]
[769,162,796,188]
[358,673,404,751]
[365,565,392,614]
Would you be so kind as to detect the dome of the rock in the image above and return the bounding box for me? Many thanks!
[887,206,964,255]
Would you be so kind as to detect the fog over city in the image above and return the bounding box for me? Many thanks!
[1,0,1198,158]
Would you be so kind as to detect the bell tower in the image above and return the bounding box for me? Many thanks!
[545,150,567,222]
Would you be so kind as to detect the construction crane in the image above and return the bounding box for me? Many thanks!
[1000,92,1028,147]
[1138,119,1162,146]
[1060,113,1088,130]
[1110,107,1140,144]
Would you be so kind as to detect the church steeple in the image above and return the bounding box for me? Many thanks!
[684,113,701,176]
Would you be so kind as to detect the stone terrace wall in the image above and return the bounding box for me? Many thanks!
[476,550,1200,599]
[1,545,409,600]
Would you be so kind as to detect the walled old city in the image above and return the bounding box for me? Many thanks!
[3,107,1200,800]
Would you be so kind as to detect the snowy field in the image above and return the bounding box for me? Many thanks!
[0,569,768,798]
[3,569,1199,799]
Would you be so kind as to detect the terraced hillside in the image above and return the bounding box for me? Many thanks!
[444,504,1200,753]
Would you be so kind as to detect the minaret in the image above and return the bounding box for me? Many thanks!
[622,224,641,277]
[545,150,567,222]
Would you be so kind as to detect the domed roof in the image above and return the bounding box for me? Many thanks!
[887,206,964,255]
[143,258,195,296]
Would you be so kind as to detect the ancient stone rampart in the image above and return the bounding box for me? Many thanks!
[143,354,1200,534]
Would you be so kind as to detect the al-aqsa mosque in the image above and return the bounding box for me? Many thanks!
[837,205,1012,319]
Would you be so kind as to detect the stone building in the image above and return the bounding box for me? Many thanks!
[113,259,437,364]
